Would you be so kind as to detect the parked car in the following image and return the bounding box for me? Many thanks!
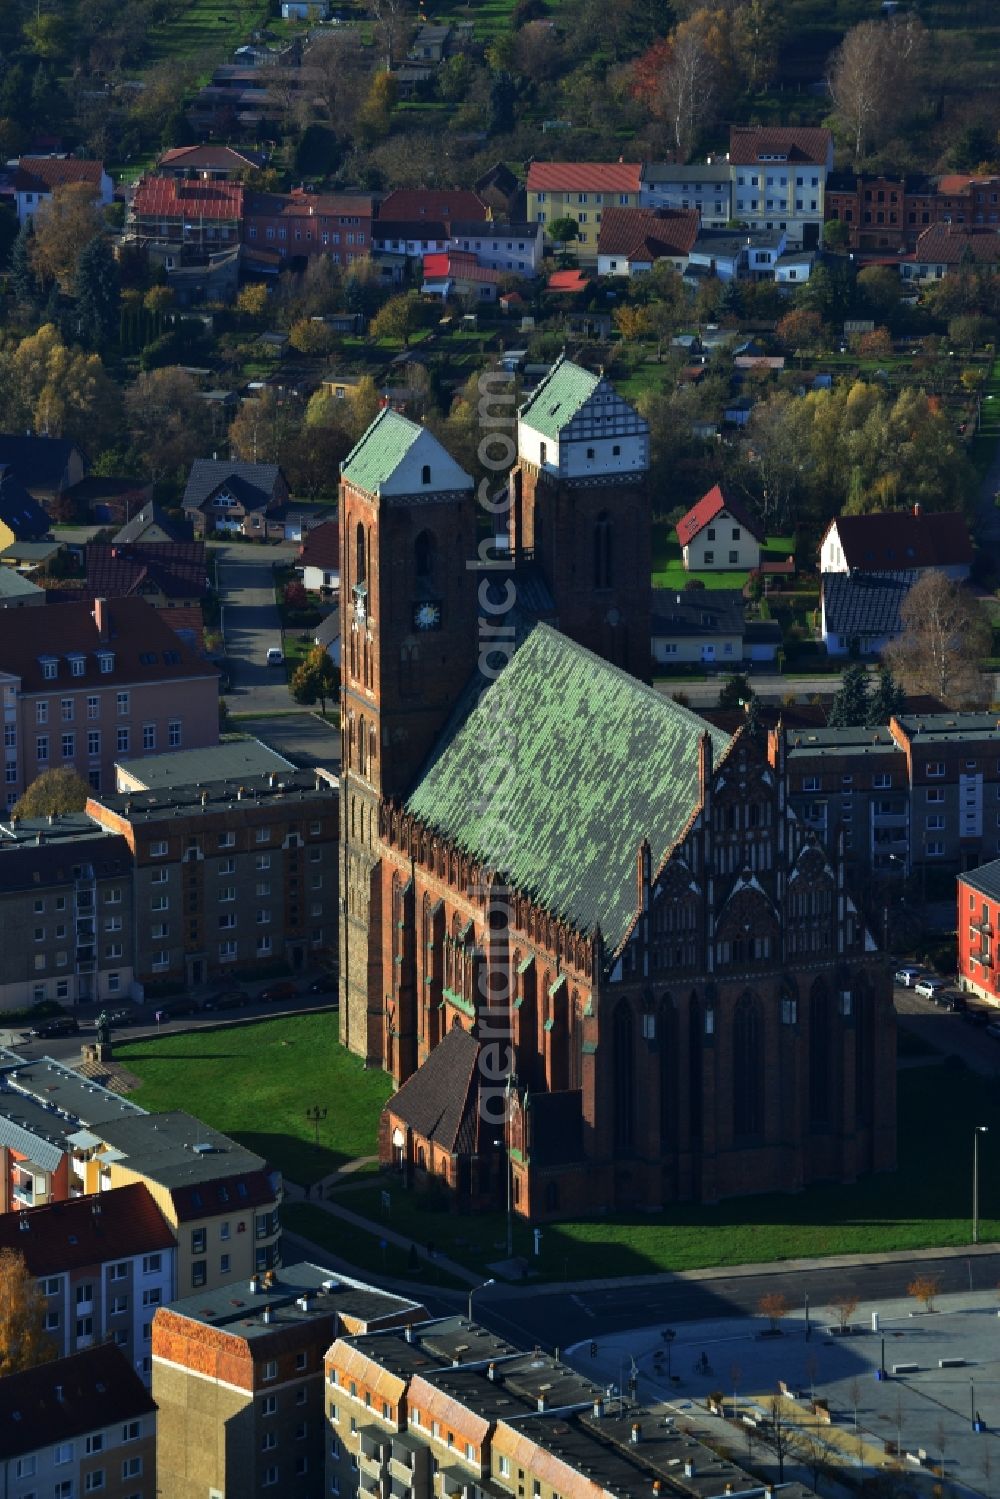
[106,1007,137,1028]
[266,646,283,665]
[29,1016,80,1039]
[259,980,297,1002]
[894,965,925,988]
[303,974,337,996]
[159,996,201,1018]
[933,990,960,1011]
[962,1004,992,1027]
[914,975,949,1000]
[202,988,249,1011]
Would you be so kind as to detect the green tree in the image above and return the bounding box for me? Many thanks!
[370,292,423,347]
[9,217,39,307]
[827,664,871,727]
[12,768,91,820]
[0,1249,55,1376]
[291,644,339,715]
[822,219,851,252]
[718,673,754,710]
[488,69,516,135]
[867,664,904,725]
[548,216,580,249]
[289,318,337,356]
[74,234,120,349]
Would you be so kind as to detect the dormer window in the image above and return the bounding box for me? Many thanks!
[67,655,85,677]
[39,658,58,681]
[421,464,431,485]
[98,652,114,674]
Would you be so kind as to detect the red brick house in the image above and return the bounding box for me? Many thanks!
[958,861,1000,1005]
[243,189,374,265]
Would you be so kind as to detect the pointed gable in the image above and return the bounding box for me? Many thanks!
[341,408,473,497]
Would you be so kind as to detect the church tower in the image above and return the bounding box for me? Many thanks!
[508,357,652,678]
[338,409,477,1061]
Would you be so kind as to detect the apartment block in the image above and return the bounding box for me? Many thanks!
[729,125,834,247]
[958,859,1000,1003]
[0,812,135,1007]
[639,161,732,225]
[0,595,218,806]
[0,1183,175,1382]
[772,712,1000,877]
[153,1262,424,1499]
[525,162,642,260]
[86,769,338,987]
[0,1344,156,1499]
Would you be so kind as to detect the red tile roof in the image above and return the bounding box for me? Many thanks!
[597,206,699,261]
[676,483,765,547]
[0,1183,174,1276]
[86,542,207,601]
[728,126,832,166]
[914,223,1000,265]
[14,156,106,193]
[934,173,1000,195]
[379,188,487,221]
[826,509,972,570]
[244,188,374,221]
[158,144,262,171]
[527,161,642,194]
[0,595,217,693]
[422,252,504,284]
[0,1345,155,1461]
[546,268,590,293]
[130,175,244,220]
[299,519,340,572]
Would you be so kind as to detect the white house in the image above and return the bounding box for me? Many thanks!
[14,156,114,226]
[447,221,544,275]
[675,483,764,572]
[819,508,972,581]
[516,355,649,479]
[728,125,834,249]
[821,570,915,656]
[640,162,732,226]
[298,518,340,593]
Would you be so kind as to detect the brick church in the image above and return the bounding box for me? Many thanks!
[338,357,896,1219]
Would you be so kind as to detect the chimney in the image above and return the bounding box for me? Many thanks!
[592,1398,604,1419]
[201,790,209,808]
[630,1422,641,1444]
[404,1324,416,1344]
[683,1461,695,1479]
[93,597,109,641]
[249,1274,261,1294]
[263,1305,273,1324]
[55,1385,63,1401]
[237,786,245,801]
[913,501,921,516]
[487,1362,497,1381]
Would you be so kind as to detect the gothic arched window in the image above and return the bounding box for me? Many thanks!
[355,521,366,586]
[613,1002,634,1150]
[809,978,831,1125]
[415,529,436,584]
[659,997,676,1148]
[593,511,612,590]
[733,992,763,1137]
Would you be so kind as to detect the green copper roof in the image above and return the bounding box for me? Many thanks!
[406,624,731,948]
[341,408,423,493]
[518,356,601,441]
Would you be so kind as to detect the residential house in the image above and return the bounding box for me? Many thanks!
[475,161,522,219]
[650,588,745,667]
[778,712,1000,879]
[114,739,295,794]
[675,483,764,572]
[515,354,649,480]
[0,595,219,805]
[298,518,340,592]
[281,0,329,17]
[372,219,450,260]
[0,1054,145,1205]
[825,173,938,252]
[685,227,786,282]
[0,435,87,513]
[312,606,340,667]
[0,466,50,549]
[124,178,244,268]
[85,543,209,612]
[63,479,155,529]
[903,223,1000,279]
[407,23,452,61]
[729,125,834,247]
[422,250,503,301]
[820,507,972,580]
[182,458,289,538]
[14,155,113,225]
[379,188,487,223]
[243,190,374,266]
[446,220,544,274]
[639,161,732,224]
[0,568,44,608]
[775,247,815,284]
[596,206,699,276]
[85,768,339,987]
[155,1263,425,1499]
[0,1345,156,1499]
[156,144,264,181]
[820,569,916,656]
[91,1111,283,1297]
[0,540,63,573]
[112,502,184,545]
[525,161,643,260]
[0,1183,175,1380]
[0,814,135,1006]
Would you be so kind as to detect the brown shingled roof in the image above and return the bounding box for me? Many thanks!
[384,1025,482,1154]
[914,223,1000,265]
[825,509,972,570]
[728,125,832,166]
[14,157,106,194]
[597,206,699,262]
[0,1183,174,1275]
[0,1344,155,1461]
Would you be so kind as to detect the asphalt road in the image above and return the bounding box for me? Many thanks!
[473,1251,1000,1353]
[217,548,294,713]
[235,712,341,772]
[656,673,848,707]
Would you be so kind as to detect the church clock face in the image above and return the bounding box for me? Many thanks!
[413,601,442,631]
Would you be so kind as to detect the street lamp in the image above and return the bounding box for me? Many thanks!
[468,1278,495,1323]
[973,1126,989,1244]
[305,1105,327,1146]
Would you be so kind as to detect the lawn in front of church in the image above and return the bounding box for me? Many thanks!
[115,1013,392,1187]
[339,1059,1000,1280]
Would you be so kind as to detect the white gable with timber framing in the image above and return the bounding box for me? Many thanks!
[517,356,649,481]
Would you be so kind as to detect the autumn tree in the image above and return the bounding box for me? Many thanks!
[757,1291,789,1332]
[289,318,337,357]
[228,388,299,468]
[828,14,925,164]
[857,327,894,360]
[614,305,651,343]
[906,1274,941,1312]
[828,1293,860,1334]
[775,308,825,352]
[3,324,121,450]
[884,572,990,709]
[237,283,269,321]
[123,366,213,481]
[731,0,782,93]
[371,292,424,347]
[655,11,729,160]
[12,768,91,821]
[0,1249,55,1376]
[30,180,105,292]
[291,644,339,715]
[357,70,397,144]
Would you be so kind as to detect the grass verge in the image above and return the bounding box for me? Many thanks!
[282,1202,468,1291]
[115,1014,392,1185]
